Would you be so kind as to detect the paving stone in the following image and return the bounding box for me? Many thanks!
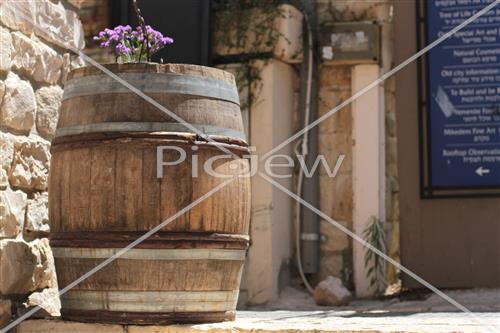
[17,319,124,333]
[16,310,500,333]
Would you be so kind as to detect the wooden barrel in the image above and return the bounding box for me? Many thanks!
[49,63,251,324]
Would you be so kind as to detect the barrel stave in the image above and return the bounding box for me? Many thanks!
[49,142,250,234]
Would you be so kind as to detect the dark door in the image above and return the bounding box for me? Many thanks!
[111,0,212,65]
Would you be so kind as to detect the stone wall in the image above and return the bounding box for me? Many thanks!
[316,0,400,289]
[317,65,354,287]
[0,0,84,324]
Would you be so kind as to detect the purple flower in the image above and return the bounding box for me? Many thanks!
[115,43,131,55]
[161,37,174,45]
[94,24,173,63]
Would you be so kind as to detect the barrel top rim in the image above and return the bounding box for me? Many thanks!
[67,63,236,85]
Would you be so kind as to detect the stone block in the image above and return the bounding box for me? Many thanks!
[35,0,85,50]
[0,0,85,51]
[0,1,36,36]
[319,65,351,88]
[0,26,12,72]
[318,88,352,136]
[319,252,343,279]
[319,174,334,219]
[385,136,398,176]
[385,106,397,138]
[0,187,27,238]
[213,4,303,64]
[320,220,349,253]
[0,72,36,134]
[391,193,400,223]
[318,132,352,174]
[323,104,353,136]
[0,238,56,295]
[319,173,353,222]
[9,136,51,192]
[0,170,7,190]
[35,86,63,139]
[11,32,64,84]
[24,192,50,238]
[61,53,86,83]
[24,287,61,316]
[385,74,396,93]
[0,80,4,104]
[313,276,352,306]
[0,132,15,189]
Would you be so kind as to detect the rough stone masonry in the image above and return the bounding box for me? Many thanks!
[0,0,85,323]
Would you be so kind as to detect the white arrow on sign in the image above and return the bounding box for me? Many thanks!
[475,166,490,176]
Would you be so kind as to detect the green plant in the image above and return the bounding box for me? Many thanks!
[233,61,264,111]
[363,216,387,295]
[213,0,289,54]
[212,0,294,108]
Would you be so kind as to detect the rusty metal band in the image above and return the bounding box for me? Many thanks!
[52,247,246,261]
[49,231,250,249]
[62,72,240,105]
[55,121,246,141]
[61,290,239,313]
[60,309,235,324]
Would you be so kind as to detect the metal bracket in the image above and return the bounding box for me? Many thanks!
[300,233,323,242]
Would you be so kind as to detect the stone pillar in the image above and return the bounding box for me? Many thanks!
[244,59,298,304]
[0,0,84,320]
[316,65,354,285]
[316,0,398,296]
[351,64,385,297]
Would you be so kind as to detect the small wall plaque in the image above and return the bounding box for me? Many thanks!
[320,22,380,64]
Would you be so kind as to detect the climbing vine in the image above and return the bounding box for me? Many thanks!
[212,0,295,109]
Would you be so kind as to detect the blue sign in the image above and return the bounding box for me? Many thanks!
[426,0,500,188]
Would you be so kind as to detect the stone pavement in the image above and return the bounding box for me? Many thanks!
[13,288,500,333]
[14,311,500,333]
